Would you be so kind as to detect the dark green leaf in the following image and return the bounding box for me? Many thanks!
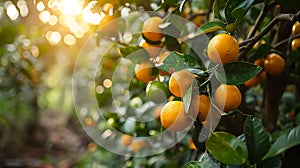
[253,44,271,60]
[206,132,248,165]
[231,0,254,19]
[156,52,201,73]
[199,153,220,168]
[253,0,265,4]
[195,22,226,36]
[213,0,227,20]
[263,126,300,160]
[215,61,262,85]
[244,117,270,165]
[225,0,256,24]
[183,161,201,168]
[165,35,181,52]
[192,119,206,151]
[225,0,240,24]
[262,156,282,168]
[288,50,300,63]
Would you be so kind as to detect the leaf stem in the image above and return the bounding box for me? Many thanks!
[236,109,253,117]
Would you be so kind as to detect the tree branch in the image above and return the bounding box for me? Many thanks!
[239,12,300,61]
[247,2,276,39]
[273,33,300,48]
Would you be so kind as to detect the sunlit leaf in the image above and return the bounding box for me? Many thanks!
[195,22,226,36]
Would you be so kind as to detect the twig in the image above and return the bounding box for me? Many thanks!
[236,109,253,117]
[247,2,276,39]
[273,33,300,48]
[239,12,300,60]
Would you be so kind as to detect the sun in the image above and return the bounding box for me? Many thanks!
[58,0,83,16]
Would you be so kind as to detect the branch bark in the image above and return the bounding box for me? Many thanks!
[239,12,300,61]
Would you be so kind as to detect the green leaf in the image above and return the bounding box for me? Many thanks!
[225,0,255,24]
[224,0,239,24]
[118,46,148,64]
[213,0,227,20]
[244,117,270,165]
[231,0,254,19]
[206,132,248,165]
[199,153,220,168]
[215,61,262,85]
[262,156,282,168]
[156,51,200,73]
[263,126,300,160]
[183,161,201,168]
[183,83,193,114]
[195,22,226,36]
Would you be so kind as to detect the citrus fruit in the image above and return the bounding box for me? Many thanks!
[131,140,147,153]
[142,16,164,42]
[214,84,242,112]
[188,138,197,150]
[291,38,300,51]
[160,101,192,131]
[191,95,211,122]
[264,53,285,75]
[244,75,261,87]
[207,34,239,64]
[99,15,118,37]
[292,21,300,35]
[146,81,170,103]
[120,134,133,146]
[102,3,113,14]
[169,70,195,97]
[141,40,162,58]
[192,15,204,27]
[87,142,98,152]
[155,51,171,75]
[99,15,115,29]
[135,62,157,83]
[254,58,265,67]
